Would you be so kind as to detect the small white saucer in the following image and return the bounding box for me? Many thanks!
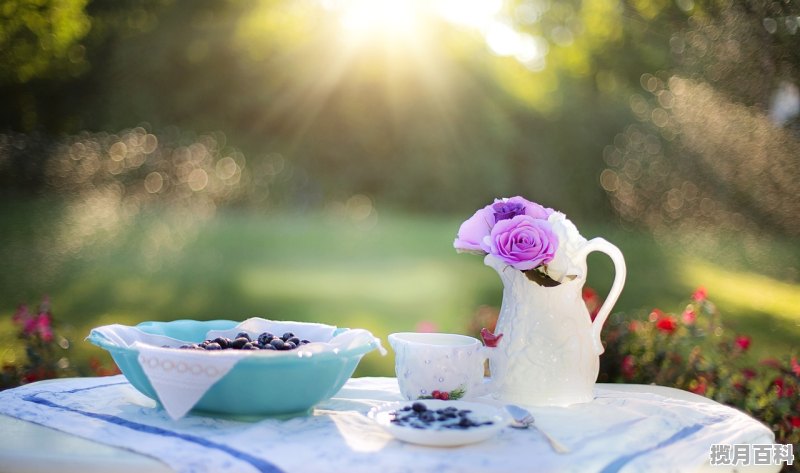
[368,400,511,447]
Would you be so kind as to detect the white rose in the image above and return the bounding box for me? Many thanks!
[546,212,587,282]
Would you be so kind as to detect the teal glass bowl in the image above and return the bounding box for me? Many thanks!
[87,319,380,417]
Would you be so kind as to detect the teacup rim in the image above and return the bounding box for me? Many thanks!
[388,332,480,347]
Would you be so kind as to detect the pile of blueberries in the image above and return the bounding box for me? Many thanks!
[390,402,494,430]
[178,332,311,351]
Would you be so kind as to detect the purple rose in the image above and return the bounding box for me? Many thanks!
[492,200,525,221]
[486,215,558,270]
[454,196,554,253]
[453,204,495,252]
[493,196,552,221]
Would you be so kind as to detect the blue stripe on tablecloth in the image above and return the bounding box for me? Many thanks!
[59,381,130,394]
[598,423,704,473]
[22,385,285,473]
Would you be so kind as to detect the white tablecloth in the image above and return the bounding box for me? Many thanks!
[0,376,777,473]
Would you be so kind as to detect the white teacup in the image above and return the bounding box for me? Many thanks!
[388,332,490,401]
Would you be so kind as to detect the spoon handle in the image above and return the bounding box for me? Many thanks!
[535,426,570,454]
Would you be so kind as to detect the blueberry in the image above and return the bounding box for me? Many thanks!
[401,406,412,411]
[288,337,301,345]
[257,332,273,345]
[281,332,295,341]
[213,337,230,349]
[300,339,310,345]
[236,332,252,341]
[270,339,285,350]
[284,341,297,350]
[411,402,427,413]
[231,337,249,349]
[242,342,258,350]
[262,344,276,350]
[205,342,222,350]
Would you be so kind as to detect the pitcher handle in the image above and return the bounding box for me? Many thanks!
[576,238,626,355]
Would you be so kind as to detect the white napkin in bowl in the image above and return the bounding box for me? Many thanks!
[90,318,385,420]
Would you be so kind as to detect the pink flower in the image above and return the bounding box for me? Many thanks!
[656,315,678,334]
[415,321,439,333]
[621,355,635,380]
[21,312,53,341]
[692,286,707,302]
[12,304,31,326]
[681,308,696,325]
[734,335,751,351]
[791,356,800,377]
[648,309,663,322]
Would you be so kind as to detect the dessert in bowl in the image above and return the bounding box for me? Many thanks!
[88,318,383,418]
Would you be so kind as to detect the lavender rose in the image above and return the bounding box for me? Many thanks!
[484,215,558,270]
[454,204,494,252]
[454,196,553,252]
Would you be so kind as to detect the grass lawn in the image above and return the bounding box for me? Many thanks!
[1,198,798,377]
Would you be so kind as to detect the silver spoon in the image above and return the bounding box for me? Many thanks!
[506,404,570,454]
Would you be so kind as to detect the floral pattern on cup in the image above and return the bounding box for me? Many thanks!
[389,333,489,401]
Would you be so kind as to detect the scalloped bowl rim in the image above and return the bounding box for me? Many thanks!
[87,319,381,417]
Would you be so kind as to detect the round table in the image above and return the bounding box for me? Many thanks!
[0,377,781,473]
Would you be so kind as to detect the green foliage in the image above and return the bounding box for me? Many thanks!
[599,292,800,467]
[0,0,91,84]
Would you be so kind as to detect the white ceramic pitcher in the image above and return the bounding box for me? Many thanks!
[483,237,626,407]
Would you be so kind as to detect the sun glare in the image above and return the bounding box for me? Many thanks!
[338,0,421,38]
[323,0,545,69]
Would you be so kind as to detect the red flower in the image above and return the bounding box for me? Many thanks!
[741,368,756,380]
[621,355,635,380]
[791,416,800,429]
[692,286,707,302]
[773,378,796,399]
[791,356,800,377]
[734,335,751,351]
[656,315,678,334]
[628,320,641,332]
[689,378,707,395]
[760,358,782,370]
[582,287,602,321]
[681,308,696,325]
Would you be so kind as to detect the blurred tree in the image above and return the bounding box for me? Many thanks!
[0,0,91,85]
[595,0,800,236]
[6,0,794,225]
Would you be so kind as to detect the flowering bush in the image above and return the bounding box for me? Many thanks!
[469,287,799,469]
[1,297,118,390]
[454,197,585,286]
[598,289,799,468]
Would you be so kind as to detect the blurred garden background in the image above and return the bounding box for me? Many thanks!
[1,0,799,386]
